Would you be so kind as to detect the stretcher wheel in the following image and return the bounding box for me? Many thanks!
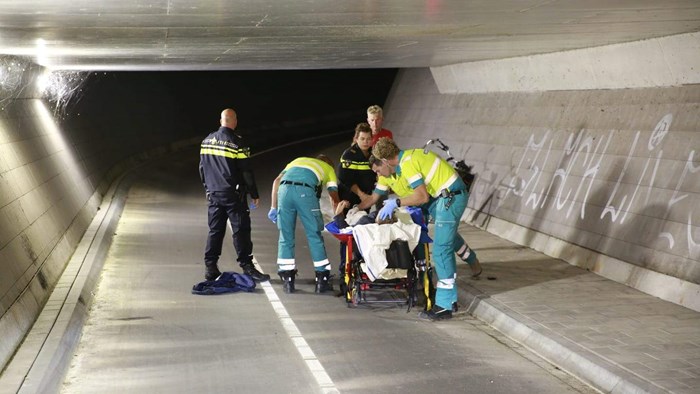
[350,281,361,306]
[346,260,362,307]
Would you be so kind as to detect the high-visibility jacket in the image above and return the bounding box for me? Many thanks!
[281,157,338,194]
[396,149,463,197]
[199,127,259,199]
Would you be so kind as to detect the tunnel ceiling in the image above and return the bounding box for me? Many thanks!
[1,1,699,71]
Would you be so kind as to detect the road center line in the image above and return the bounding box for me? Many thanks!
[254,259,339,393]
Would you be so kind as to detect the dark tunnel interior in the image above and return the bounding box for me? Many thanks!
[61,68,398,153]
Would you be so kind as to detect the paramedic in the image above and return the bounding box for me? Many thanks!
[360,155,482,279]
[372,137,466,321]
[199,108,270,282]
[268,155,340,294]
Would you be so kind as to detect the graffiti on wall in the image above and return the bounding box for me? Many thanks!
[474,114,699,259]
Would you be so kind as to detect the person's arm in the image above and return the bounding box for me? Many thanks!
[350,184,370,201]
[198,160,207,191]
[328,190,340,211]
[397,184,430,207]
[333,200,351,228]
[271,173,283,209]
[357,191,380,210]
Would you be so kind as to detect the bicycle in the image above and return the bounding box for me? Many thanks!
[422,138,475,193]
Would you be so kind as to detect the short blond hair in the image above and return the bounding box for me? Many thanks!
[372,137,399,160]
[367,105,383,117]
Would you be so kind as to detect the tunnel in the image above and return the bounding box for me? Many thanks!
[1,2,700,393]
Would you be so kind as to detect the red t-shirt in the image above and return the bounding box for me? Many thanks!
[370,128,393,146]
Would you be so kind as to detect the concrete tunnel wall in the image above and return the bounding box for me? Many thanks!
[383,67,700,311]
[0,65,204,371]
[0,64,395,372]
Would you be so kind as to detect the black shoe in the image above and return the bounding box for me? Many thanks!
[419,305,453,321]
[204,263,222,281]
[279,269,297,293]
[314,270,334,293]
[242,263,270,282]
[469,258,483,278]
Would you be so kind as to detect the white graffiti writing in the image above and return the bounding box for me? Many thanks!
[473,113,698,258]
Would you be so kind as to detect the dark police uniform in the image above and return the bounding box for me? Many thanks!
[199,126,259,269]
[337,143,376,206]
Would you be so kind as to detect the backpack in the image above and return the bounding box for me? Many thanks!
[191,272,256,295]
[454,159,475,193]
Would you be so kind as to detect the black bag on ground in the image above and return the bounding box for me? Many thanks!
[385,240,413,269]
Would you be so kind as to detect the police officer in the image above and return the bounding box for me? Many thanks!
[199,108,270,282]
[268,155,340,294]
[337,123,376,207]
[372,137,468,321]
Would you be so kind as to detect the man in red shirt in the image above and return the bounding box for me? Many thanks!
[367,105,393,146]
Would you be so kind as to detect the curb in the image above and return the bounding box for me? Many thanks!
[456,282,667,394]
[7,173,132,394]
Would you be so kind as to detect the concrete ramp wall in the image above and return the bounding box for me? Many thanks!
[385,67,700,310]
[0,64,203,373]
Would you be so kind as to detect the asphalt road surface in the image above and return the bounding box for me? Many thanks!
[61,138,596,394]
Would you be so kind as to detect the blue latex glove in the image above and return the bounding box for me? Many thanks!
[378,198,398,220]
[268,208,278,223]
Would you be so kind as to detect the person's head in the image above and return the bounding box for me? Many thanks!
[366,105,384,134]
[317,154,334,168]
[353,122,373,152]
[372,137,400,161]
[369,153,394,177]
[220,108,238,130]
[375,214,398,225]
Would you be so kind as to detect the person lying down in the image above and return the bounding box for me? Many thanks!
[331,201,421,281]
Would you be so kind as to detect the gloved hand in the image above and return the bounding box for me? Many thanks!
[206,192,211,202]
[249,198,259,210]
[378,198,398,220]
[268,208,278,223]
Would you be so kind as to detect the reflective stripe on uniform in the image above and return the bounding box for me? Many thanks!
[341,159,370,170]
[313,258,331,270]
[277,258,295,271]
[283,157,338,191]
[436,277,455,289]
[200,145,250,159]
[424,157,441,185]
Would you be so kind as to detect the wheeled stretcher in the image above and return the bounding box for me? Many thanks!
[325,207,435,312]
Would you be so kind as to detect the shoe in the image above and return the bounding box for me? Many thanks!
[242,263,270,282]
[314,270,334,293]
[418,305,453,321]
[469,258,483,278]
[204,263,222,281]
[279,269,297,293]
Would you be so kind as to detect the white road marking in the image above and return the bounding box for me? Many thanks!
[253,258,339,394]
